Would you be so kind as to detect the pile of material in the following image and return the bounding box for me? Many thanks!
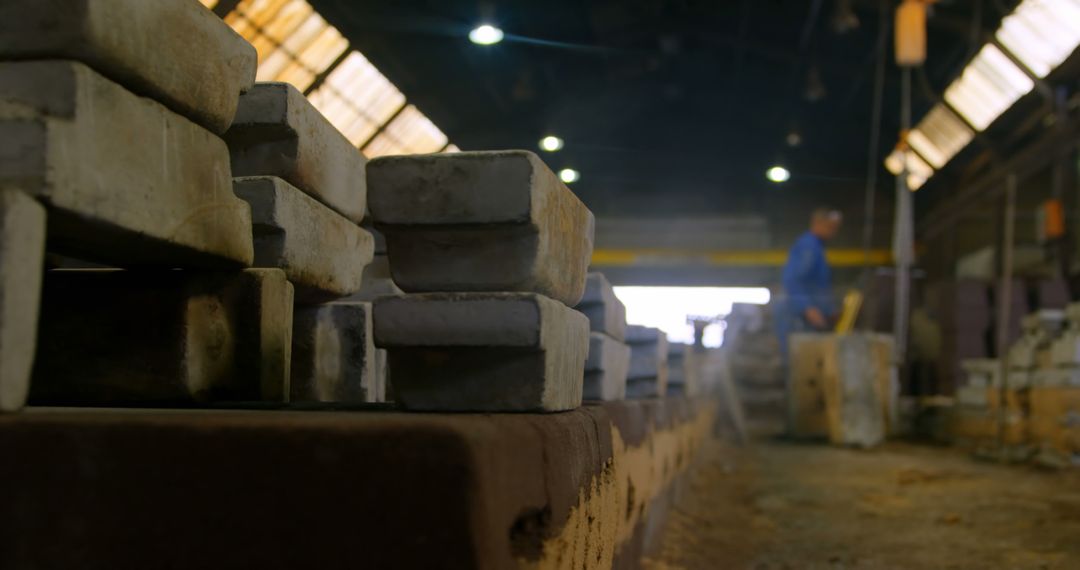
[724,303,785,432]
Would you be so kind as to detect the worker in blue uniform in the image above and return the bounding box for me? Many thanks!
[776,208,842,358]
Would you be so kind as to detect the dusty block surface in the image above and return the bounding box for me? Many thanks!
[0,0,256,134]
[0,61,254,267]
[368,151,594,306]
[339,254,403,302]
[0,190,45,412]
[291,302,377,403]
[584,332,630,401]
[374,292,589,411]
[0,397,715,570]
[226,83,367,222]
[234,176,374,303]
[30,269,293,405]
[576,272,627,341]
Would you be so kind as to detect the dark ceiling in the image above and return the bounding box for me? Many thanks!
[311,0,1017,240]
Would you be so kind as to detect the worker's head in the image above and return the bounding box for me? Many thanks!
[810,208,842,240]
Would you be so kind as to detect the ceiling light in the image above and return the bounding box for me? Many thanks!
[944,43,1034,131]
[559,168,580,184]
[996,0,1080,78]
[907,104,974,169]
[469,24,504,45]
[766,166,790,183]
[884,149,933,191]
[539,136,564,152]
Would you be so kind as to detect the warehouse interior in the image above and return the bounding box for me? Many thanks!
[2,0,1080,568]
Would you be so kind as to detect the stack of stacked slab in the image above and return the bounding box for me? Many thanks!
[667,343,701,396]
[625,326,669,399]
[0,0,309,410]
[574,273,630,401]
[223,82,378,404]
[368,151,595,412]
[1007,310,1064,389]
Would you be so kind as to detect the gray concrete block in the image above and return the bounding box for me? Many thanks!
[373,292,589,411]
[233,176,374,303]
[626,376,667,399]
[291,302,377,403]
[575,272,626,341]
[583,332,629,401]
[225,83,367,223]
[0,0,256,134]
[367,151,595,306]
[0,190,45,412]
[374,348,389,402]
[626,325,666,345]
[30,269,293,405]
[0,60,253,268]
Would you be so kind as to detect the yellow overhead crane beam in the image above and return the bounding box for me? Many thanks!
[590,248,893,267]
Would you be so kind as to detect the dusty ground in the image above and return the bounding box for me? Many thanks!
[645,439,1080,569]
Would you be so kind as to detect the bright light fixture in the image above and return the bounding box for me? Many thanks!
[539,135,564,152]
[559,168,580,184]
[766,166,790,183]
[884,149,933,191]
[944,43,1034,131]
[907,104,974,169]
[469,24,504,45]
[996,0,1080,78]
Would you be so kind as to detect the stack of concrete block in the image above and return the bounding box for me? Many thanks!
[625,325,669,398]
[1046,302,1080,387]
[1007,310,1064,389]
[725,303,785,427]
[368,151,595,412]
[223,82,378,404]
[667,343,701,396]
[0,0,325,410]
[574,273,630,401]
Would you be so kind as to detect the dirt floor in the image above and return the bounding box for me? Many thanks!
[644,438,1080,570]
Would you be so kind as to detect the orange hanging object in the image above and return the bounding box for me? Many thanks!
[1039,199,1066,242]
[895,0,927,67]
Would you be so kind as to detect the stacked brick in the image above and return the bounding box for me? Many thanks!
[223,82,379,404]
[367,151,595,412]
[574,273,631,401]
[625,325,669,398]
[0,0,307,410]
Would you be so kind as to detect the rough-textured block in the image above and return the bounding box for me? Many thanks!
[30,269,293,405]
[0,190,45,412]
[234,176,374,303]
[374,292,589,411]
[0,398,715,570]
[368,151,595,306]
[373,348,389,402]
[583,332,630,401]
[576,272,627,341]
[291,302,377,403]
[626,376,668,399]
[0,60,253,267]
[668,343,701,396]
[626,325,666,344]
[225,83,367,222]
[0,0,256,134]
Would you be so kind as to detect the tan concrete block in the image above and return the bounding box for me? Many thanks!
[0,190,45,412]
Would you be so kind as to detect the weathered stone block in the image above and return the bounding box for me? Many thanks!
[0,190,45,412]
[667,343,701,396]
[367,151,595,306]
[626,326,669,399]
[339,254,403,302]
[583,332,629,401]
[0,61,253,267]
[291,302,377,403]
[30,269,293,405]
[233,176,373,303]
[225,83,367,222]
[0,0,256,134]
[576,272,626,341]
[374,292,589,411]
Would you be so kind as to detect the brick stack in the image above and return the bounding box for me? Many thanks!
[574,272,630,401]
[367,151,595,412]
[625,325,669,398]
[0,0,312,410]
[223,82,378,404]
[667,342,701,396]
